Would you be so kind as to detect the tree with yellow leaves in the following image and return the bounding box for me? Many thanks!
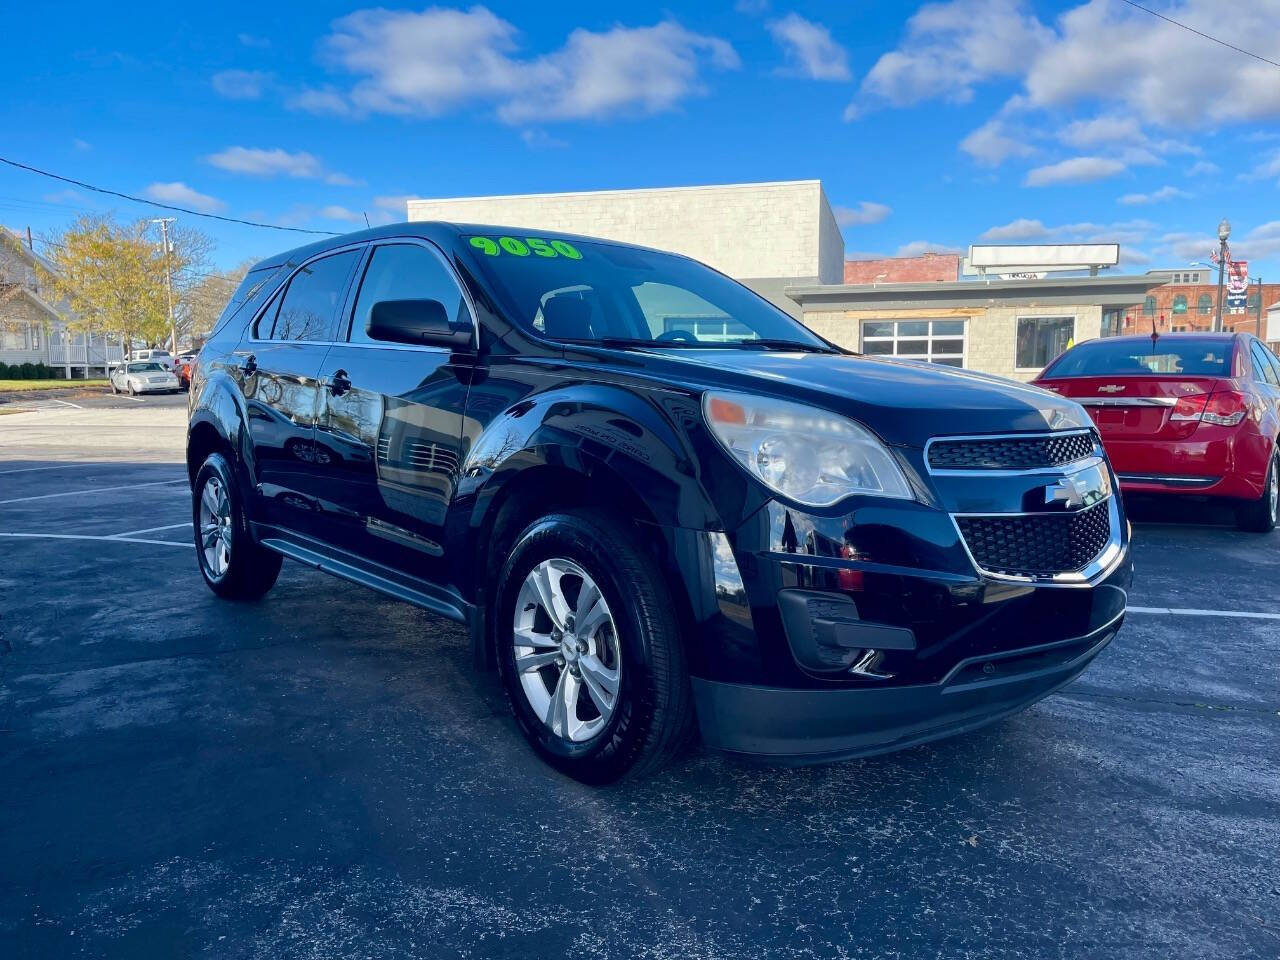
[38,214,213,354]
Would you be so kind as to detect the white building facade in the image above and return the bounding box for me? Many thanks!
[407,180,844,316]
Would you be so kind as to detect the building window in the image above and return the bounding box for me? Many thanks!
[1172,294,1187,315]
[860,318,966,366]
[1015,316,1075,370]
[1198,294,1212,315]
[0,321,34,351]
[1143,296,1156,316]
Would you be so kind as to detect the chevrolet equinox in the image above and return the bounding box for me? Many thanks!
[187,223,1131,782]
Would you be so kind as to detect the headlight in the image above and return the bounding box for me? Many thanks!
[703,391,912,506]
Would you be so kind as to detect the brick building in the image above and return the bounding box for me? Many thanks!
[1117,268,1278,336]
[843,253,959,284]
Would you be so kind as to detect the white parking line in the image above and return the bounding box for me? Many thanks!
[115,393,145,403]
[0,532,193,548]
[0,478,185,505]
[1128,605,1280,621]
[110,521,191,538]
[50,398,83,409]
[0,463,105,476]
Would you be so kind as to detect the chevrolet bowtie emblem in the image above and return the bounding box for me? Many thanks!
[1097,384,1125,393]
[1045,474,1092,509]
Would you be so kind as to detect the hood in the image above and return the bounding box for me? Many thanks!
[584,348,1090,448]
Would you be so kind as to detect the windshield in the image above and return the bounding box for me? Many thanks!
[461,234,830,350]
[126,362,165,373]
[1043,339,1232,377]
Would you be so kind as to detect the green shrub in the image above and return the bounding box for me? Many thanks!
[18,362,35,379]
[0,362,9,378]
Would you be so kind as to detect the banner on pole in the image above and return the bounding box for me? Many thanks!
[1227,260,1249,314]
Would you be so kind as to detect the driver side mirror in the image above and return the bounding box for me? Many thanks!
[367,299,474,349]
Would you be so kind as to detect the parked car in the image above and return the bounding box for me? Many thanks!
[111,360,180,395]
[187,223,1130,782]
[133,348,175,370]
[1035,333,1279,532]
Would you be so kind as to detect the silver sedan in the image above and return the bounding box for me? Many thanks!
[110,361,181,395]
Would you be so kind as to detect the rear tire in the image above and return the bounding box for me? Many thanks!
[193,452,283,599]
[1237,447,1279,533]
[495,510,695,783]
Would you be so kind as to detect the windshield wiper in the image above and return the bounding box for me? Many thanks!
[732,339,838,353]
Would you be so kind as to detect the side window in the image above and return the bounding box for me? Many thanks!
[347,243,469,344]
[1250,342,1279,386]
[266,249,361,342]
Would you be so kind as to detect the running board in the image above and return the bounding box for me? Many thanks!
[259,535,471,624]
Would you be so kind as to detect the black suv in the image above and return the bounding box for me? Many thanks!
[187,223,1130,782]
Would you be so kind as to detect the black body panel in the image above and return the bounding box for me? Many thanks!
[187,220,1130,761]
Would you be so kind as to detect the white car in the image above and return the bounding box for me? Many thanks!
[111,361,180,395]
[133,348,175,370]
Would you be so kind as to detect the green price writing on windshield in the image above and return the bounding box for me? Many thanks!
[470,236,582,260]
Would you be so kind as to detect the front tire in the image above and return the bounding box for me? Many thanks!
[193,452,283,599]
[1237,447,1279,533]
[495,510,695,783]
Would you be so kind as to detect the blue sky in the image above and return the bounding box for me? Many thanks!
[4,0,1280,277]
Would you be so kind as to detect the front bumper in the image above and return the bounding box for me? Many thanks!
[132,380,180,393]
[693,614,1120,762]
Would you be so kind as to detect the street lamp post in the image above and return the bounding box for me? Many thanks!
[1214,218,1230,333]
[1253,275,1263,337]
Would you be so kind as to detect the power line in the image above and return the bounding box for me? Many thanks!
[0,156,342,236]
[1118,0,1280,70]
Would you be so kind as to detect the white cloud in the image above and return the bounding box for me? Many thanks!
[314,8,738,124]
[1058,114,1142,149]
[520,129,568,150]
[895,240,961,257]
[1023,0,1280,128]
[205,146,357,185]
[72,138,91,151]
[853,0,1280,170]
[979,218,1051,242]
[1244,149,1280,184]
[834,201,891,227]
[735,0,771,14]
[319,205,365,223]
[211,69,272,100]
[1118,185,1191,205]
[980,217,1155,246]
[854,0,1050,109]
[1024,156,1125,186]
[237,33,271,49]
[767,13,850,81]
[286,87,356,117]
[373,195,422,214]
[143,181,225,213]
[1187,160,1222,177]
[1240,221,1280,259]
[960,117,1035,165]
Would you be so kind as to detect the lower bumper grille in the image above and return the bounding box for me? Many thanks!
[956,499,1112,579]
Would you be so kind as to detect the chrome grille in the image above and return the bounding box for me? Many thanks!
[928,431,1095,472]
[955,500,1111,579]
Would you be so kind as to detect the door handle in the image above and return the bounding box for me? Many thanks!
[327,369,352,397]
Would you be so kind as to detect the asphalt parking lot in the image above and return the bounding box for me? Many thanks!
[1,395,1278,959]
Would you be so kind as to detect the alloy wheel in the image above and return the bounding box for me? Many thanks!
[199,476,233,579]
[513,558,621,743]
[1270,455,1278,524]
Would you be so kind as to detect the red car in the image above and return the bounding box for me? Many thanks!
[1034,333,1280,532]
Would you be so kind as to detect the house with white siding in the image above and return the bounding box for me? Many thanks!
[0,227,122,377]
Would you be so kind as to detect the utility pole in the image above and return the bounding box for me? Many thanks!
[1255,276,1264,338]
[151,217,177,357]
[1214,218,1230,333]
